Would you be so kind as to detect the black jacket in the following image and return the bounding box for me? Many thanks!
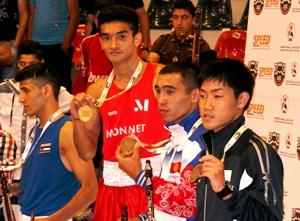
[196,116,283,221]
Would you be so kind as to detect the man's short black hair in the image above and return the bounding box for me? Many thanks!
[17,40,45,61]
[98,5,139,35]
[15,63,61,100]
[198,58,255,110]
[159,62,200,92]
[172,0,196,17]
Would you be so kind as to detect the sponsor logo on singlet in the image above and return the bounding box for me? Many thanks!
[134,99,149,112]
[106,124,146,138]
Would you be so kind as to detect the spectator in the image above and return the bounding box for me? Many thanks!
[28,0,80,92]
[148,0,210,65]
[0,0,29,81]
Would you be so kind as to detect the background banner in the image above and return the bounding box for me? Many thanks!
[245,0,300,220]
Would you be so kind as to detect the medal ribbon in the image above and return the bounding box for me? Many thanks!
[1,109,64,171]
[94,60,143,107]
[206,124,248,162]
[133,118,203,154]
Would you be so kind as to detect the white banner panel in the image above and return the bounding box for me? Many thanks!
[245,1,300,220]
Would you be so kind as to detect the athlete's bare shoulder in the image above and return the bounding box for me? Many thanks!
[86,76,108,99]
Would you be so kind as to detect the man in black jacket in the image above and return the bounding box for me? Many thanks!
[195,58,283,221]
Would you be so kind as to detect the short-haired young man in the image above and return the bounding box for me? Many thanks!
[0,40,73,158]
[70,6,170,221]
[0,40,74,221]
[116,62,207,221]
[16,63,98,220]
[148,0,210,65]
[196,58,283,220]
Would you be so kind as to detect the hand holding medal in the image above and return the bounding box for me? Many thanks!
[75,61,144,122]
[71,93,99,123]
[120,135,139,157]
[78,105,94,123]
[190,164,202,183]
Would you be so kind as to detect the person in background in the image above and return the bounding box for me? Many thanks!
[148,0,210,65]
[70,5,170,221]
[0,0,29,81]
[28,0,80,92]
[16,63,98,220]
[0,40,73,158]
[72,9,113,94]
[195,58,283,221]
[116,62,207,221]
[79,0,96,36]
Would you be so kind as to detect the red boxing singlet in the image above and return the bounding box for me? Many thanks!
[100,63,170,161]
[93,63,170,221]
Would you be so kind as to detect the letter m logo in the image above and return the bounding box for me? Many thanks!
[134,99,149,112]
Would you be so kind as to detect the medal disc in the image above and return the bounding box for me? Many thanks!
[78,105,93,122]
[190,164,202,183]
[120,136,138,157]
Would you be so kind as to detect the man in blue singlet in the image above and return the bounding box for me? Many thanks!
[15,63,98,221]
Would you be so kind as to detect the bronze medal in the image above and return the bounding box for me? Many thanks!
[190,164,202,183]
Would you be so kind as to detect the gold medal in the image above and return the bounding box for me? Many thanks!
[190,164,202,183]
[78,105,93,122]
[120,135,138,157]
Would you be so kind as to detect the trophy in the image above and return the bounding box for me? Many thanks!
[0,162,16,221]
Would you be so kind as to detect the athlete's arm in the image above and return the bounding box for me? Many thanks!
[42,122,98,221]
[148,52,160,63]
[61,0,80,54]
[70,80,105,160]
[14,0,29,48]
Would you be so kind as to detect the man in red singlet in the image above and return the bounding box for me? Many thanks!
[70,5,170,221]
[72,33,113,94]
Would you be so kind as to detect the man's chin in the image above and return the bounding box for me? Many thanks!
[25,111,34,117]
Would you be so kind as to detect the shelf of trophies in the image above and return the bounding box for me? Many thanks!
[145,0,248,48]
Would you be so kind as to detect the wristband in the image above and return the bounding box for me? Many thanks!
[216,181,234,199]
